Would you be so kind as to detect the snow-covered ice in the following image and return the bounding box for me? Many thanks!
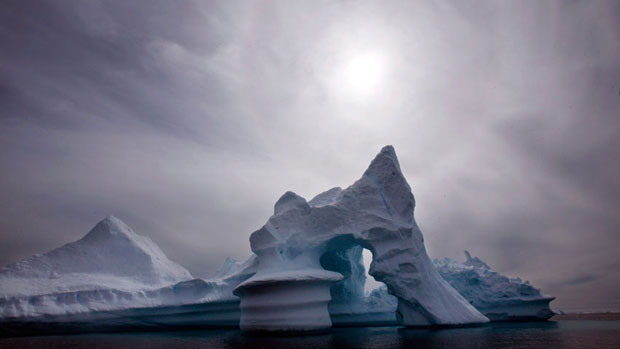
[0,216,192,296]
[233,146,488,331]
[0,217,255,320]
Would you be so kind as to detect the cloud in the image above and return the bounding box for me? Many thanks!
[0,0,619,312]
[557,275,597,287]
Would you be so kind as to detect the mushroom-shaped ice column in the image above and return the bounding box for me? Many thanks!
[233,192,343,331]
[234,146,489,331]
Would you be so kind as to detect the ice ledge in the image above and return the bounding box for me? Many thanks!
[234,269,343,291]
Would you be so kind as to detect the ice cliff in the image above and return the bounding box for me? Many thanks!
[233,146,488,331]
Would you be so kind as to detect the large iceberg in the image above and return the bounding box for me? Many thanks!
[0,217,255,323]
[0,146,556,334]
[233,146,488,331]
[434,251,555,321]
[0,216,192,294]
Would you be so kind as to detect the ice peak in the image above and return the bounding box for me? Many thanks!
[101,215,128,229]
[0,216,193,288]
[309,187,343,207]
[380,144,397,157]
[83,215,137,242]
[214,257,239,278]
[464,250,472,260]
[463,251,491,270]
[362,145,403,181]
[362,145,414,221]
[274,191,309,215]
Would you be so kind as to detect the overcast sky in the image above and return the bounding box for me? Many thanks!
[1,0,619,312]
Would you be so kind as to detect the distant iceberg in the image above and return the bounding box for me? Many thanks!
[358,251,555,322]
[0,216,192,291]
[434,251,555,321]
[0,217,255,322]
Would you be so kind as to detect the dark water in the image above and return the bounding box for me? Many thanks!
[1,321,619,348]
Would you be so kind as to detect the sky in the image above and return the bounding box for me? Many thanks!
[1,0,619,312]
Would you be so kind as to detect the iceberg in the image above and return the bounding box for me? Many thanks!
[0,216,192,293]
[434,251,555,321]
[355,251,555,323]
[0,146,554,334]
[233,146,488,331]
[0,217,256,323]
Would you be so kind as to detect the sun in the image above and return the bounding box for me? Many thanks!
[320,47,391,106]
[341,51,386,97]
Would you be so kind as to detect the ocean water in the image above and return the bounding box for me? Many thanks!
[1,321,619,348]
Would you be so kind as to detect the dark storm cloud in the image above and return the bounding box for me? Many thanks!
[1,0,619,312]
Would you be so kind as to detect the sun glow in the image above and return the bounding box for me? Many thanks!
[341,51,387,97]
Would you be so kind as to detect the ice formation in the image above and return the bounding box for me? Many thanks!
[434,251,555,321]
[0,216,192,295]
[357,251,555,322]
[320,246,399,326]
[233,146,488,331]
[0,217,256,321]
[0,146,556,334]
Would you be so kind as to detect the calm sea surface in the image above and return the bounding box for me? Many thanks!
[1,321,619,348]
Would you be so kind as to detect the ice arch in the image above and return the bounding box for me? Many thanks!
[233,146,488,331]
[320,241,397,326]
[320,243,366,317]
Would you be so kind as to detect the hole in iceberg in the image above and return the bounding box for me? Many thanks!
[320,243,397,325]
[362,248,384,293]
